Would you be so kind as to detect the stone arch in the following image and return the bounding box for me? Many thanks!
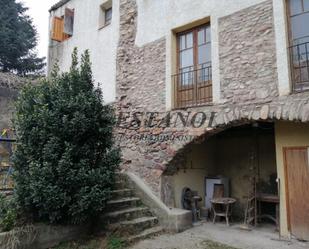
[164,119,253,174]
[163,99,309,171]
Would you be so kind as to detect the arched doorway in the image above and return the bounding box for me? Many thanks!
[163,121,277,217]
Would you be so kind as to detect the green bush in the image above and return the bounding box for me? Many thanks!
[0,195,17,232]
[107,237,124,249]
[13,49,120,225]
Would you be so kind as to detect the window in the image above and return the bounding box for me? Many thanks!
[99,1,112,29]
[51,8,74,42]
[105,7,112,25]
[64,8,74,36]
[288,0,309,44]
[173,24,212,108]
[287,0,309,91]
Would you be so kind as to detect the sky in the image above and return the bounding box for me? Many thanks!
[20,0,59,58]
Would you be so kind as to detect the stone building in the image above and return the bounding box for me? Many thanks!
[48,0,309,241]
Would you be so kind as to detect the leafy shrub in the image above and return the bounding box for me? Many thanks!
[13,49,120,225]
[0,195,17,232]
[107,237,124,249]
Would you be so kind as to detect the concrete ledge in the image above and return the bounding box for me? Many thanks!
[0,224,86,249]
[123,172,192,233]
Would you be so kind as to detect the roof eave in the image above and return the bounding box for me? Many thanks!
[49,0,71,12]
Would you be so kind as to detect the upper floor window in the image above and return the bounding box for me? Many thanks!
[105,7,112,25]
[288,0,309,91]
[99,0,112,29]
[173,24,212,108]
[51,8,74,42]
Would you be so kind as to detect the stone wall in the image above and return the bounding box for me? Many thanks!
[0,73,27,131]
[0,72,27,90]
[116,0,167,193]
[0,97,14,133]
[219,0,279,104]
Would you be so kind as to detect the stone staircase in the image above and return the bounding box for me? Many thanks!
[105,175,164,243]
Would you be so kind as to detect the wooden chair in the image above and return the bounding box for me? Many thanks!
[211,184,236,226]
[210,184,224,221]
[213,184,224,199]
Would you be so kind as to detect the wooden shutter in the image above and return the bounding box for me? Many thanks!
[64,8,74,36]
[52,17,64,42]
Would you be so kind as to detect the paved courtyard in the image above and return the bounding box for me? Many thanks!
[130,222,309,249]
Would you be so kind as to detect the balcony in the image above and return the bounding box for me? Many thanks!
[172,63,212,109]
[289,41,309,92]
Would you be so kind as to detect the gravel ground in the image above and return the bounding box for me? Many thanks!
[129,222,309,249]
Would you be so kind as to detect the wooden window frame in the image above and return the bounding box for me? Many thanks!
[173,23,212,109]
[176,23,211,74]
[99,1,113,29]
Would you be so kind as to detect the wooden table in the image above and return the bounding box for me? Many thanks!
[210,197,236,226]
[256,193,279,228]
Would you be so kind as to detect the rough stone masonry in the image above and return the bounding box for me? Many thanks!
[0,72,27,132]
[219,0,279,104]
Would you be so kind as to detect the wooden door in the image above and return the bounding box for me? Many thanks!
[284,147,309,241]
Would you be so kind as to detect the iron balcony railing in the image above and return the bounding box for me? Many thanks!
[289,41,309,92]
[172,63,212,109]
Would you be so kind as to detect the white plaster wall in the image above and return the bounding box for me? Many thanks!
[47,0,119,103]
[135,0,291,110]
[273,0,291,96]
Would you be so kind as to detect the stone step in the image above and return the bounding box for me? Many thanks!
[115,173,126,182]
[111,188,133,199]
[107,197,141,210]
[126,226,164,243]
[105,207,152,224]
[109,216,159,236]
[114,180,127,189]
